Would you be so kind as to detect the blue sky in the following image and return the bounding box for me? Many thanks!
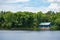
[0,0,60,12]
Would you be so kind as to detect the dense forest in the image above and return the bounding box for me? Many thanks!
[0,11,60,30]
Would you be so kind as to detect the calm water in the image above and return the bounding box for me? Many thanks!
[0,30,60,40]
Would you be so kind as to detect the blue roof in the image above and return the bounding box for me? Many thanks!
[39,22,51,25]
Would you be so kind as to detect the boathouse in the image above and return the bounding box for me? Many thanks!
[39,22,51,30]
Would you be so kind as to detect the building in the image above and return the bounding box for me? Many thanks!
[39,22,51,30]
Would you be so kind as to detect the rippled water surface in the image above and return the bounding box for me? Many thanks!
[0,30,60,40]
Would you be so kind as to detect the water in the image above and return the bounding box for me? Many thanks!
[0,30,60,40]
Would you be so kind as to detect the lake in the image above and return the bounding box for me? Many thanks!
[0,30,60,40]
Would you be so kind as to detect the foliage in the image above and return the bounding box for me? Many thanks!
[0,11,60,30]
[50,25,58,30]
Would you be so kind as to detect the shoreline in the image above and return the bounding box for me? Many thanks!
[0,28,60,31]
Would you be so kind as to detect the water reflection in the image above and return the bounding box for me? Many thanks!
[0,31,60,40]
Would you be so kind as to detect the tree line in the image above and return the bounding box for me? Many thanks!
[0,11,60,30]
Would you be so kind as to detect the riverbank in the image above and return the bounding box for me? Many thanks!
[0,28,40,31]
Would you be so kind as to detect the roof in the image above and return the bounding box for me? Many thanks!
[39,22,51,25]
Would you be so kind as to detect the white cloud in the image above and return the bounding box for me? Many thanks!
[46,0,60,12]
[0,5,50,13]
[49,3,60,9]
[0,4,47,13]
[0,4,24,12]
[0,4,60,13]
[46,3,60,12]
[0,0,30,3]
[0,0,60,13]
[47,0,60,2]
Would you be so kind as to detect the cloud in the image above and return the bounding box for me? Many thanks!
[0,5,50,13]
[0,0,30,3]
[0,4,60,13]
[47,0,60,3]
[46,0,60,12]
[0,0,60,13]
[48,3,60,9]
[0,4,24,11]
[46,3,60,12]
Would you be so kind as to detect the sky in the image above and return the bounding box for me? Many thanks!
[0,0,60,12]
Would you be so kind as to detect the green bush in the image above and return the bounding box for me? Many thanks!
[50,25,58,30]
